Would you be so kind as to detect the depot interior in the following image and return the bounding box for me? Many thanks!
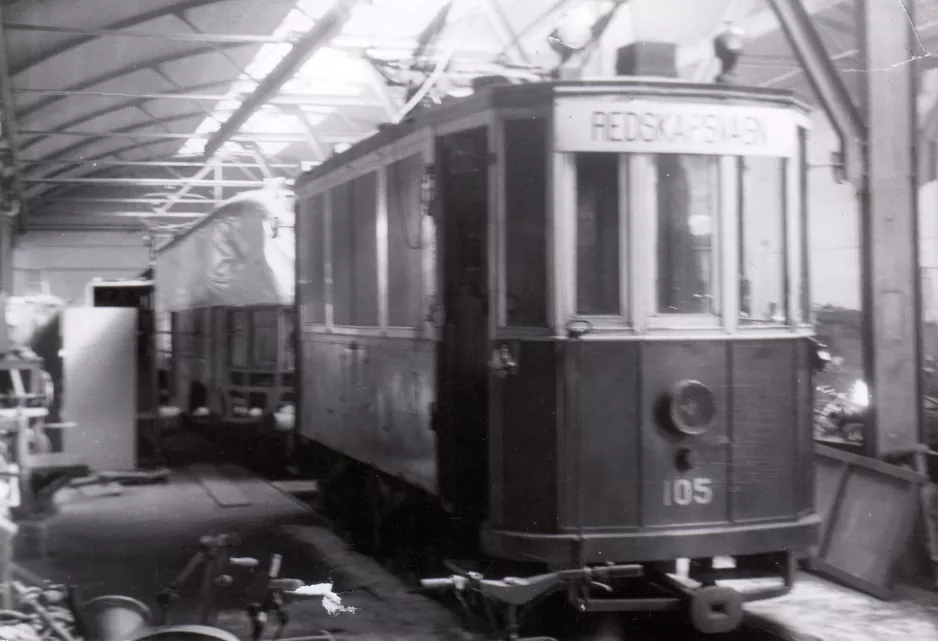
[0,1,937,641]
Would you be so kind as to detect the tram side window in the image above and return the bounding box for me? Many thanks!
[331,181,353,326]
[504,118,548,327]
[655,154,720,315]
[575,153,620,316]
[192,309,205,356]
[739,157,787,325]
[299,193,326,325]
[175,311,190,356]
[331,173,380,327]
[252,309,279,369]
[230,310,250,368]
[387,154,425,327]
[283,312,296,371]
[352,171,379,326]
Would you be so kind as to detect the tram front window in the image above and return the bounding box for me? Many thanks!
[575,153,621,315]
[739,157,787,325]
[655,154,720,315]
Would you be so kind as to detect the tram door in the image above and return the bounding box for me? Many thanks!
[435,127,490,518]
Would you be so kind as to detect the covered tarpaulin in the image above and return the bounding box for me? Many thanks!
[155,186,295,313]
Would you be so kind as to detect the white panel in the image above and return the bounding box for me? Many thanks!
[62,308,138,471]
[554,99,799,157]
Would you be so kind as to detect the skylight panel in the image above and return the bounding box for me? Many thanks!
[177,0,361,162]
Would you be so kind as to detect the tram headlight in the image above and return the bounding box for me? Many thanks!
[668,380,717,436]
[714,23,745,83]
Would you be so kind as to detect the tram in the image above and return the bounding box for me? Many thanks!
[293,40,823,637]
[153,185,296,465]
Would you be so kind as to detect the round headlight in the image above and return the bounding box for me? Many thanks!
[669,380,717,436]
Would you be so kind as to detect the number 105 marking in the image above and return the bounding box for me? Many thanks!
[663,478,713,506]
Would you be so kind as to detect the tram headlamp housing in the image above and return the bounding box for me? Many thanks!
[668,380,717,436]
[714,23,745,84]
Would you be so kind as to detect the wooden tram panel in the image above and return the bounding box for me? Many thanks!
[294,75,819,574]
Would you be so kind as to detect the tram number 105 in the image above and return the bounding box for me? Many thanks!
[663,478,713,507]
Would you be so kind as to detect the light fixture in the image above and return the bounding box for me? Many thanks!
[714,22,746,84]
[447,87,474,99]
[668,380,718,436]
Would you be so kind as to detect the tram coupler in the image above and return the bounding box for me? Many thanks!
[419,564,645,641]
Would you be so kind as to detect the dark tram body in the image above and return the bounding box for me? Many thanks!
[154,188,296,453]
[294,47,821,635]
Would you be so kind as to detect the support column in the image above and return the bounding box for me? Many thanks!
[859,0,923,456]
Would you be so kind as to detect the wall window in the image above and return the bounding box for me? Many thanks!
[739,156,787,325]
[298,193,326,325]
[387,154,425,327]
[655,154,720,315]
[504,118,548,326]
[575,153,621,315]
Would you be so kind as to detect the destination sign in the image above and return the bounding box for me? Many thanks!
[554,99,798,157]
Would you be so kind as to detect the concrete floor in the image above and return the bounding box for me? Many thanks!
[12,430,938,641]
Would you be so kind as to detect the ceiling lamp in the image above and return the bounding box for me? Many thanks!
[447,87,474,98]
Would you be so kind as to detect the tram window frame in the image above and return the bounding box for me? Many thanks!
[645,153,723,329]
[737,156,789,328]
[567,152,631,325]
[502,117,550,328]
[299,193,326,326]
[229,308,250,369]
[386,153,426,328]
[251,307,280,370]
[797,128,811,325]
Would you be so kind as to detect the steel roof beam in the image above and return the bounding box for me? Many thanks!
[483,0,530,65]
[4,22,302,45]
[45,197,223,205]
[767,0,865,184]
[202,0,362,160]
[26,158,299,170]
[38,210,210,218]
[23,177,268,187]
[152,162,217,215]
[8,0,287,77]
[16,43,256,120]
[14,88,374,105]
[19,129,360,143]
[0,5,26,226]
[5,22,481,53]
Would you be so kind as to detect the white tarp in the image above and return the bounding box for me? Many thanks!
[155,186,295,312]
